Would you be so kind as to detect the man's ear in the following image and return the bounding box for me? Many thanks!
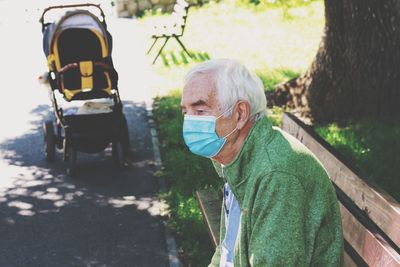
[236,101,250,130]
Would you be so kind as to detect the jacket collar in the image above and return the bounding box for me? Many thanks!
[212,116,276,201]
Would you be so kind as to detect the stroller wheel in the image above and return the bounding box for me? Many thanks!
[63,138,68,161]
[43,120,55,162]
[67,147,77,176]
[56,124,63,150]
[112,141,125,168]
[112,114,129,168]
[121,114,130,151]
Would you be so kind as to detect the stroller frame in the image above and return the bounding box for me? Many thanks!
[40,4,129,175]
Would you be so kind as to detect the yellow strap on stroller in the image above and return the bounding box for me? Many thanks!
[47,54,56,71]
[79,61,93,89]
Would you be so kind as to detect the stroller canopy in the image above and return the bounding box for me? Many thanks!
[43,9,116,101]
[44,10,111,69]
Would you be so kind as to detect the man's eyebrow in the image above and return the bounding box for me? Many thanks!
[190,99,209,107]
[180,99,209,109]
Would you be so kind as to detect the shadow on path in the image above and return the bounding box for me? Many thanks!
[0,101,168,267]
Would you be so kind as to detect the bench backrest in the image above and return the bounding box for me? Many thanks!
[281,112,400,266]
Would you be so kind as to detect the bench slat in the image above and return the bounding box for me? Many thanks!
[340,203,400,266]
[281,112,400,249]
[196,190,221,249]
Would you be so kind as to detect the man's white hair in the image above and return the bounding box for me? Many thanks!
[184,59,267,121]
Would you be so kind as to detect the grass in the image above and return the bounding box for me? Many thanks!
[138,0,324,95]
[152,92,221,266]
[257,68,300,91]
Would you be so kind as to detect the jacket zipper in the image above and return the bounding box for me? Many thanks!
[221,165,227,183]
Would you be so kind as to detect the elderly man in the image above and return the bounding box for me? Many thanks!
[180,59,343,266]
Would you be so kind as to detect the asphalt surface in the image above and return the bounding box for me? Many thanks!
[0,101,169,267]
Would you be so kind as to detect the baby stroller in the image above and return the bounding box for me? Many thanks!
[40,3,129,175]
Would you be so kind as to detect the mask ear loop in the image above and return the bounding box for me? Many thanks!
[208,105,239,158]
[216,104,235,120]
[209,125,239,158]
[223,125,238,139]
[215,103,239,139]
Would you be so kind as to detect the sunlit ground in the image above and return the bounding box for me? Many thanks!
[0,0,165,142]
[0,0,168,220]
[138,0,324,92]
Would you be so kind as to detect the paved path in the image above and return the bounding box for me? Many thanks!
[0,3,174,267]
[0,102,169,267]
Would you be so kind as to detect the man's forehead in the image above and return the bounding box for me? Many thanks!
[182,75,216,105]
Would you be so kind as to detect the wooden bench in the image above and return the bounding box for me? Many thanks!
[196,112,400,266]
[147,0,192,64]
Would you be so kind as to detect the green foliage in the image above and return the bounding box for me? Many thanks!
[180,51,189,64]
[139,0,324,92]
[315,117,400,201]
[143,7,164,17]
[152,93,222,266]
[256,68,300,91]
[171,51,180,65]
[235,0,321,12]
[165,191,214,266]
[160,50,211,67]
[161,53,169,67]
[152,93,222,191]
[267,106,285,126]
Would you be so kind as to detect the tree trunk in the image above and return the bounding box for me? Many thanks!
[270,0,400,123]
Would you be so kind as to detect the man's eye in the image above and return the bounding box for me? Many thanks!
[197,110,205,114]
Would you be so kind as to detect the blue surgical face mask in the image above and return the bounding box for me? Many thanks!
[182,108,237,158]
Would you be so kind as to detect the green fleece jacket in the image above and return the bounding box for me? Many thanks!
[209,117,343,267]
